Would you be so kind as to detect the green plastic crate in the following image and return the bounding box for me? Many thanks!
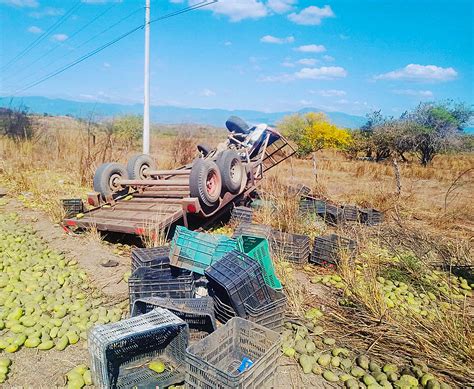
[236,235,282,290]
[169,226,238,275]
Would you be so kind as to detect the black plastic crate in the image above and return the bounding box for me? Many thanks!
[62,198,83,217]
[205,250,273,318]
[359,208,384,226]
[185,317,280,389]
[211,288,285,332]
[210,289,237,324]
[342,205,359,222]
[232,222,272,240]
[245,289,286,332]
[270,230,310,264]
[299,196,327,214]
[131,297,217,341]
[310,234,357,267]
[88,308,189,389]
[129,267,195,312]
[131,246,171,272]
[230,206,254,224]
[321,203,345,225]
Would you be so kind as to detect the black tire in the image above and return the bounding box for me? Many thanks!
[216,150,245,194]
[93,162,128,199]
[126,154,156,180]
[225,116,250,134]
[189,159,222,208]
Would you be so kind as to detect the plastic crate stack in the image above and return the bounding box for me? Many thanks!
[342,205,359,222]
[131,246,170,272]
[232,222,272,240]
[169,226,238,275]
[131,296,217,341]
[185,317,280,389]
[62,198,83,217]
[270,230,311,264]
[230,206,254,224]
[129,261,195,311]
[205,250,286,331]
[359,208,384,226]
[88,308,189,388]
[310,234,357,267]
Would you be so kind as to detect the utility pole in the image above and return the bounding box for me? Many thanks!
[143,0,150,154]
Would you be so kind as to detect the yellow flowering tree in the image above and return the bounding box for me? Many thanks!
[278,112,352,157]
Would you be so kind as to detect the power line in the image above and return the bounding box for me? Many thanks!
[1,1,83,73]
[12,1,217,95]
[7,3,119,81]
[6,6,144,89]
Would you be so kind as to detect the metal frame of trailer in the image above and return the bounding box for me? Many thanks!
[63,134,295,236]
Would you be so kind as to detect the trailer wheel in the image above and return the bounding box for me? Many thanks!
[190,159,222,208]
[127,154,156,180]
[216,150,245,194]
[225,116,251,134]
[93,162,128,199]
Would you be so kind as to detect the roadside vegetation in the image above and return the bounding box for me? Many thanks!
[0,101,472,387]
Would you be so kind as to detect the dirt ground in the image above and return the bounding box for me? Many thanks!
[5,198,129,299]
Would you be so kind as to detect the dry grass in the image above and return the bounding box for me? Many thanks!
[0,116,225,221]
[1,115,473,385]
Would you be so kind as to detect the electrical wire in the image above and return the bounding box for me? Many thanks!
[1,1,83,73]
[12,1,217,95]
[6,6,144,88]
[8,2,119,81]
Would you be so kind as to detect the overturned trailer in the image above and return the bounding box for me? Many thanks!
[63,116,295,236]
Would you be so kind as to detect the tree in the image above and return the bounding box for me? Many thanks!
[0,106,33,140]
[404,101,473,166]
[278,112,352,157]
[111,115,142,149]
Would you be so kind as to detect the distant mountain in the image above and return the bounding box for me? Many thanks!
[0,95,367,129]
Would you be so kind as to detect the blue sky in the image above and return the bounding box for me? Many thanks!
[0,0,473,116]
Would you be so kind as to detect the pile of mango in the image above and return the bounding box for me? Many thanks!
[281,314,452,388]
[311,274,345,289]
[378,272,472,316]
[0,212,125,383]
[65,364,92,389]
[0,358,11,383]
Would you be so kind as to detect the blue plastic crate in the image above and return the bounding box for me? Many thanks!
[169,226,238,275]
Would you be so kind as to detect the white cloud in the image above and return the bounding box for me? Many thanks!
[29,7,64,18]
[260,66,347,82]
[224,41,232,46]
[51,34,68,42]
[260,35,294,44]
[189,0,267,22]
[200,88,216,97]
[323,55,334,62]
[288,5,335,25]
[374,64,457,82]
[295,44,326,53]
[27,25,43,34]
[103,62,111,68]
[392,89,433,98]
[0,0,38,7]
[314,89,347,97]
[295,66,347,80]
[297,58,318,66]
[267,0,296,13]
[299,99,312,106]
